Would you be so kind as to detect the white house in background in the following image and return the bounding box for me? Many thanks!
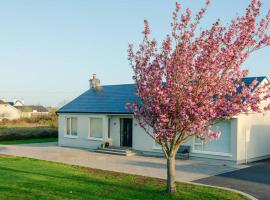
[0,98,49,120]
[57,75,270,165]
[0,100,21,120]
[15,105,49,118]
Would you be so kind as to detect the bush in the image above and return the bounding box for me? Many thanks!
[0,127,58,141]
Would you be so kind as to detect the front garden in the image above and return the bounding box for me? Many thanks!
[0,155,249,200]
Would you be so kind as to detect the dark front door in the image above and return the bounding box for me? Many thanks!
[120,118,132,147]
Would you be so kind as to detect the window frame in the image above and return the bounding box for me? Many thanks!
[152,140,162,150]
[192,137,232,157]
[65,117,78,138]
[193,137,203,151]
[88,117,103,140]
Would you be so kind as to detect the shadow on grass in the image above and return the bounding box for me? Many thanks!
[0,165,166,194]
[0,156,249,200]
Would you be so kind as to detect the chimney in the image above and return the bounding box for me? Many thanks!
[89,74,101,90]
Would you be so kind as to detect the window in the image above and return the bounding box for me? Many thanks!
[66,117,78,137]
[89,118,103,139]
[193,121,231,155]
[194,137,203,151]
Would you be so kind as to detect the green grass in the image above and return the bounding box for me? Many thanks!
[0,138,57,145]
[0,155,249,200]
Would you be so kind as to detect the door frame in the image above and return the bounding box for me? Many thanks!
[120,118,133,147]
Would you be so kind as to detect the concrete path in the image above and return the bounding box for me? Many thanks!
[0,142,242,182]
[195,159,270,200]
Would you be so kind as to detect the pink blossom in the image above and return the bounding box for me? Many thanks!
[207,130,221,140]
[125,102,131,110]
[127,0,270,152]
[175,2,181,12]
[142,19,150,36]
[206,0,211,5]
[186,8,192,16]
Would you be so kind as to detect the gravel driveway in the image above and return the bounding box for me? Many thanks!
[0,142,242,182]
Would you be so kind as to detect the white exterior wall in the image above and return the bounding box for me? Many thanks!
[235,78,270,164]
[58,113,108,149]
[236,112,270,164]
[132,118,163,154]
[58,112,270,165]
[0,104,21,120]
[58,114,238,164]
[109,116,120,147]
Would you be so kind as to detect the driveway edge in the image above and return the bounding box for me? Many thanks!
[184,181,257,200]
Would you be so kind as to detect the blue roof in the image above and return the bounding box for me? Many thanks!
[58,84,137,114]
[58,76,267,114]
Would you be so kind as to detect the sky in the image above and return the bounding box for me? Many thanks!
[0,0,270,107]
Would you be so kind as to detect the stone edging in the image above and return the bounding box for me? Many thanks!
[183,181,257,200]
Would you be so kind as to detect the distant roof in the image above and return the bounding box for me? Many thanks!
[58,76,267,114]
[15,105,48,113]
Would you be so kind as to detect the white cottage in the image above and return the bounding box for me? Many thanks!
[57,75,270,165]
[0,100,21,120]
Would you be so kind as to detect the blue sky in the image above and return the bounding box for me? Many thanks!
[0,0,270,107]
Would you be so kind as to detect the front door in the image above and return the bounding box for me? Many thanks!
[120,118,132,147]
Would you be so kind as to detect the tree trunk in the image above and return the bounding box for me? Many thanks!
[166,155,176,193]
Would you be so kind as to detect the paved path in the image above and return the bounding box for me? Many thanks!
[195,159,270,200]
[0,142,241,182]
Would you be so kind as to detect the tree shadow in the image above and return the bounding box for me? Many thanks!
[0,165,174,200]
[123,160,237,175]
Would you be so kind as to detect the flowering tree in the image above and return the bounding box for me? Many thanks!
[127,0,270,194]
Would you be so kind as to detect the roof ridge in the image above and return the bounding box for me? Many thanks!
[101,83,135,87]
[99,76,267,87]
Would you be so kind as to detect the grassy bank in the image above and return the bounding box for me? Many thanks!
[0,138,57,145]
[0,155,249,200]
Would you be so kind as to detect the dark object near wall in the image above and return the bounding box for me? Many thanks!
[177,145,191,160]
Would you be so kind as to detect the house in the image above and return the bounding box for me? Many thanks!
[8,99,25,107]
[0,98,49,120]
[57,75,270,165]
[0,100,21,120]
[15,105,49,118]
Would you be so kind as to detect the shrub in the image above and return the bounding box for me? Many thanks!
[0,127,58,141]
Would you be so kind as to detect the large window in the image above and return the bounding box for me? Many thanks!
[89,118,103,139]
[193,121,231,155]
[66,117,78,137]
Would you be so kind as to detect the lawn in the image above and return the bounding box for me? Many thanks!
[0,138,57,145]
[0,155,249,200]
